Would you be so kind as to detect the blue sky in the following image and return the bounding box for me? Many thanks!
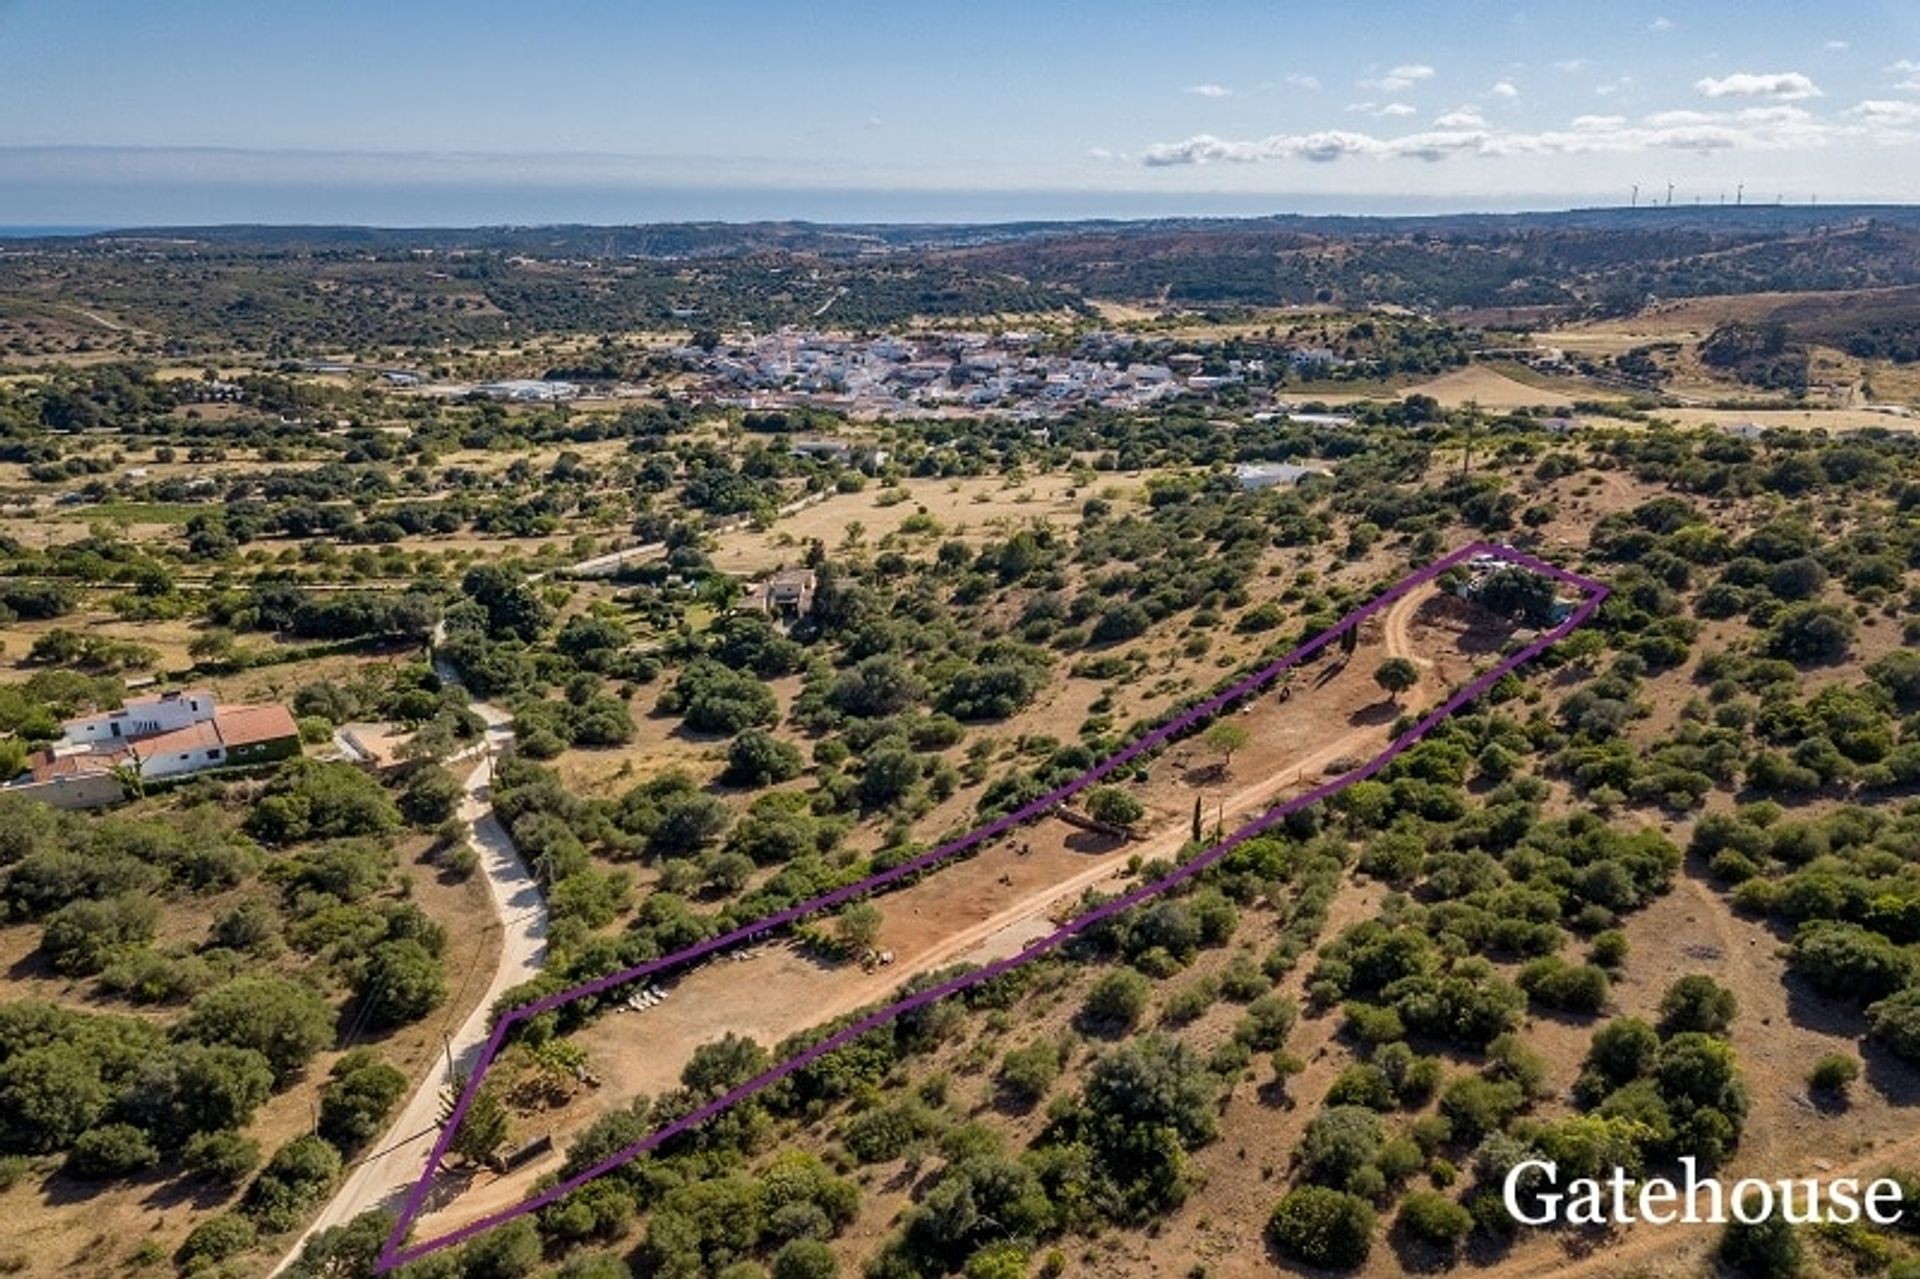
[4,0,1920,223]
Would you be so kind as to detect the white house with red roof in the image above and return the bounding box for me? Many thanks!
[10,689,302,805]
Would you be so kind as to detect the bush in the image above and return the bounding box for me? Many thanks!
[319,1051,408,1152]
[180,976,334,1081]
[772,1238,839,1279]
[996,1040,1062,1108]
[1659,974,1738,1036]
[244,1134,342,1232]
[1084,786,1144,828]
[1080,969,1151,1032]
[65,1122,158,1178]
[1398,1190,1474,1246]
[1298,1105,1385,1189]
[1809,1053,1860,1097]
[1719,1195,1806,1278]
[354,939,447,1029]
[182,1129,262,1186]
[1868,988,1920,1062]
[400,764,463,826]
[722,729,805,787]
[1268,1186,1375,1269]
[175,1213,258,1269]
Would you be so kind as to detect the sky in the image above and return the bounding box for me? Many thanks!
[4,0,1920,225]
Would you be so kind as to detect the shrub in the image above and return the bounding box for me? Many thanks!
[1868,988,1920,1062]
[722,729,805,787]
[354,939,447,1028]
[244,1134,342,1232]
[1719,1195,1806,1278]
[1081,969,1151,1032]
[319,1051,409,1152]
[996,1040,1063,1108]
[1398,1190,1474,1246]
[174,1213,258,1269]
[182,1130,262,1186]
[180,976,334,1081]
[1084,786,1145,828]
[1658,975,1738,1036]
[1268,1186,1375,1269]
[65,1122,158,1178]
[1808,1053,1860,1097]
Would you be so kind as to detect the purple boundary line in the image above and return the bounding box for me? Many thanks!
[377,543,1604,1271]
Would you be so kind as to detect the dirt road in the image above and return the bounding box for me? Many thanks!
[272,662,548,1272]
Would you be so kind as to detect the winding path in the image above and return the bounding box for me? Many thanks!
[271,650,548,1272]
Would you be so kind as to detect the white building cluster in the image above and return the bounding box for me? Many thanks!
[672,329,1347,420]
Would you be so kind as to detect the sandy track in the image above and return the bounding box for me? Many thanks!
[273,668,548,1272]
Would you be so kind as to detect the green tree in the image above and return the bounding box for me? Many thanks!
[1659,974,1738,1036]
[1398,1190,1474,1247]
[722,728,804,787]
[1080,968,1151,1032]
[681,1032,769,1097]
[355,939,447,1029]
[1085,786,1145,828]
[1373,656,1420,705]
[400,764,463,826]
[319,1050,408,1152]
[772,1238,839,1279]
[179,976,334,1082]
[835,901,884,951]
[440,1076,510,1168]
[1202,720,1251,770]
[858,741,923,807]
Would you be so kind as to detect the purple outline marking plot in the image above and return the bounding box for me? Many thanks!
[377,544,1605,1271]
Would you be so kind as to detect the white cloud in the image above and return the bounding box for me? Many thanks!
[1361,64,1436,92]
[1184,83,1232,98]
[1847,98,1920,125]
[1283,72,1321,90]
[1595,76,1634,97]
[1137,102,1889,168]
[1347,101,1416,117]
[1890,59,1920,90]
[1552,58,1590,72]
[1436,107,1488,129]
[1825,40,1851,51]
[1696,71,1823,100]
[1491,81,1520,99]
[1649,16,1674,31]
[1087,146,1129,162]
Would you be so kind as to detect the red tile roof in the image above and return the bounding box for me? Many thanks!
[214,704,299,748]
[28,744,135,782]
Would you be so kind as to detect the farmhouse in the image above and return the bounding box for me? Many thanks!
[8,690,301,807]
[746,568,819,620]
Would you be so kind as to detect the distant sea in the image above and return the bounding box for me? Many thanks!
[0,183,1584,230]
